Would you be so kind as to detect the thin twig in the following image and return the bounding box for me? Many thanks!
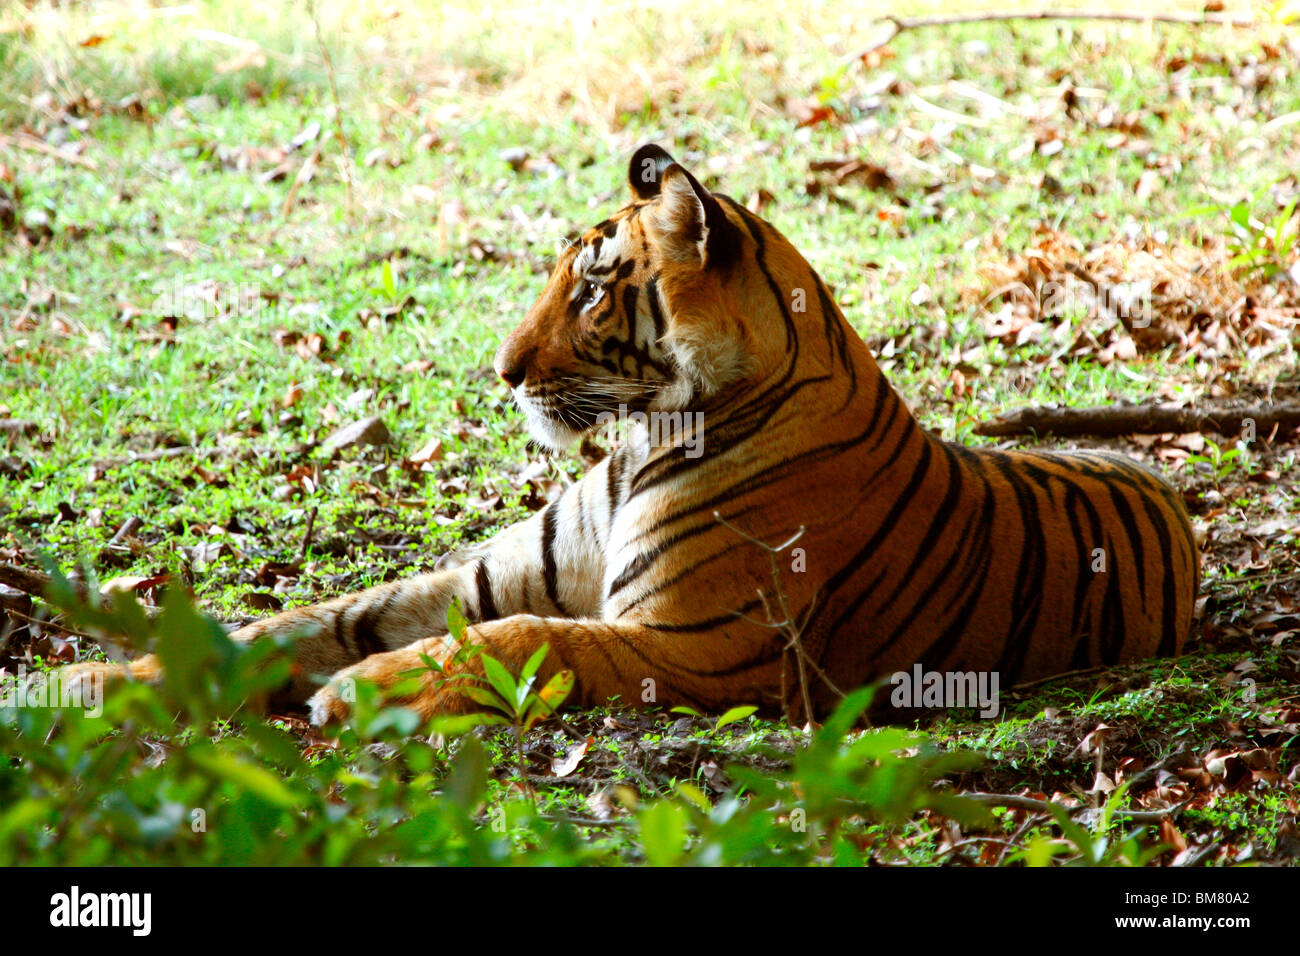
[1121,743,1191,791]
[847,9,1257,61]
[712,512,840,724]
[1,605,100,642]
[996,812,1045,866]
[0,132,97,170]
[1010,665,1108,693]
[104,516,142,551]
[537,813,629,829]
[279,143,321,220]
[300,506,319,561]
[964,791,1189,822]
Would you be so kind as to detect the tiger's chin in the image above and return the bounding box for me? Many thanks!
[515,395,586,452]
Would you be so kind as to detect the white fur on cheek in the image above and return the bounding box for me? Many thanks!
[650,313,749,409]
[515,387,582,451]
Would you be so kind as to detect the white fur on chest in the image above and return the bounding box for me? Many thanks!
[600,425,681,617]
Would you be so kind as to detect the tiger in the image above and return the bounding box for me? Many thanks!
[64,143,1200,726]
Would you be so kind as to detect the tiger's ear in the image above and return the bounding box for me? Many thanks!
[647,163,741,269]
[628,143,677,199]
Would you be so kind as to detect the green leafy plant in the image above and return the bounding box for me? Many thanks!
[1185,436,1255,488]
[668,703,759,735]
[1192,185,1299,281]
[629,688,990,866]
[0,568,1180,867]
[414,600,574,800]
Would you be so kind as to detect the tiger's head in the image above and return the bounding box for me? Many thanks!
[495,144,818,451]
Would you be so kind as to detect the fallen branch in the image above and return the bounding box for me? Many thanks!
[103,516,143,553]
[0,563,76,601]
[0,562,163,621]
[974,402,1300,438]
[965,791,1187,823]
[849,9,1257,60]
[0,132,98,171]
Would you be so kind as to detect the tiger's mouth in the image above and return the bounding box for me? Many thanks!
[515,379,662,450]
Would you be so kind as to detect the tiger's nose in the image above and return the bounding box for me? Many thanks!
[494,351,526,389]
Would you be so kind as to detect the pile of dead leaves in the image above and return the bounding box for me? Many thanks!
[969,223,1299,366]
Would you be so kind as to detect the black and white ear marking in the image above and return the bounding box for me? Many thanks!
[628,143,678,200]
[628,143,742,268]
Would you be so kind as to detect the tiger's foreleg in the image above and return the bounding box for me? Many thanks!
[308,614,780,725]
[61,465,612,703]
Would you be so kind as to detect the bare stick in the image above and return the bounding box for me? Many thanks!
[1120,744,1191,791]
[104,516,143,551]
[964,791,1188,822]
[935,836,1024,860]
[713,512,845,724]
[848,9,1257,60]
[2,605,101,643]
[279,144,322,220]
[974,402,1300,439]
[0,419,38,437]
[300,505,319,561]
[0,132,98,170]
[0,563,76,601]
[1010,664,1109,692]
[0,563,165,622]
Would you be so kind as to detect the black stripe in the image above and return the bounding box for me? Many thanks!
[1098,533,1129,663]
[909,467,999,673]
[607,544,667,597]
[987,456,1048,684]
[626,368,895,504]
[475,560,499,621]
[351,591,393,657]
[845,444,970,658]
[646,276,667,340]
[611,514,761,617]
[606,448,624,517]
[541,505,571,615]
[824,438,935,634]
[1061,485,1097,670]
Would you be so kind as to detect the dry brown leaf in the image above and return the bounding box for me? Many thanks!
[407,438,444,469]
[1160,817,1189,854]
[550,738,591,777]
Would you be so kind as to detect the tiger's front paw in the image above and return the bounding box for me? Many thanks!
[307,679,354,727]
[306,637,457,727]
[61,654,161,694]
